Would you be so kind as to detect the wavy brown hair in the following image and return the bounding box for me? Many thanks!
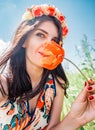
[0,15,69,101]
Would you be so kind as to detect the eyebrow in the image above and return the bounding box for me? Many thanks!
[36,29,48,35]
[36,28,59,39]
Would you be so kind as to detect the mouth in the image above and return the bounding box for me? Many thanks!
[38,51,51,57]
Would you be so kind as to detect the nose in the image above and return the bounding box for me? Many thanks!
[45,37,53,43]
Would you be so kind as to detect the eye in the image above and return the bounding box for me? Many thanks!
[36,32,45,38]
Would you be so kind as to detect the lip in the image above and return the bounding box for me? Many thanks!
[38,52,50,57]
[38,52,63,58]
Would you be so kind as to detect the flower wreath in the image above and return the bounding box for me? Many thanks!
[22,4,68,39]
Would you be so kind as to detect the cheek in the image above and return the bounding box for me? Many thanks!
[26,39,44,54]
[25,42,37,55]
[25,43,44,64]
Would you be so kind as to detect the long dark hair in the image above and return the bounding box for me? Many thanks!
[0,15,69,101]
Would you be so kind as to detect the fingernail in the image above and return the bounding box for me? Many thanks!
[87,86,92,90]
[88,78,92,81]
[85,81,87,86]
[89,78,93,81]
[89,95,94,100]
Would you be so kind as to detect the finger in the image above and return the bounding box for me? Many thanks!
[87,78,95,85]
[88,95,94,101]
[75,87,88,102]
[87,84,95,92]
[85,79,95,94]
[88,94,95,109]
[75,79,95,103]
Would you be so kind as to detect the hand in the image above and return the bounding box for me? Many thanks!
[69,79,95,127]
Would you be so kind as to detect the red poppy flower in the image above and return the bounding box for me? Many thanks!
[38,41,65,70]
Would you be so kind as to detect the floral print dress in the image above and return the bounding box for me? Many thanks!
[0,74,56,130]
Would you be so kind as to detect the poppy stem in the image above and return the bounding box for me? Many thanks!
[64,57,88,80]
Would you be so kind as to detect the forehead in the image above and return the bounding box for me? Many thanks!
[36,21,58,37]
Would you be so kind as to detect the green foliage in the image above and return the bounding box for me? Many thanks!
[61,35,95,130]
[76,34,95,70]
[62,71,95,130]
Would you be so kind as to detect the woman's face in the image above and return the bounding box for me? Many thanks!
[24,21,58,68]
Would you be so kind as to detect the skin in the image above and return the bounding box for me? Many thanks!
[0,21,95,130]
[23,21,64,116]
[23,21,59,85]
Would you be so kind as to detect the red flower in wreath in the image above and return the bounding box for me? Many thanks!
[58,15,65,23]
[47,6,56,16]
[62,26,68,37]
[22,5,69,40]
[32,7,44,17]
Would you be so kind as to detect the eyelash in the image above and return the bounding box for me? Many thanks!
[36,32,59,43]
[36,33,45,38]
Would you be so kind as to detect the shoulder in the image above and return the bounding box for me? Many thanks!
[0,74,8,101]
[55,77,65,96]
[47,74,65,97]
[45,77,65,129]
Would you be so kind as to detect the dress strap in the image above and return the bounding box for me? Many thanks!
[52,74,56,97]
[45,74,56,97]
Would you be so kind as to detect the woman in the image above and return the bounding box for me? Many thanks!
[0,4,95,130]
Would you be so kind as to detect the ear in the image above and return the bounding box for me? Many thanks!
[22,42,27,48]
[22,44,26,48]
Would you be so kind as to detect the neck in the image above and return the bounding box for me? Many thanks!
[25,55,44,89]
[30,68,43,90]
[26,62,43,83]
[27,67,43,81]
